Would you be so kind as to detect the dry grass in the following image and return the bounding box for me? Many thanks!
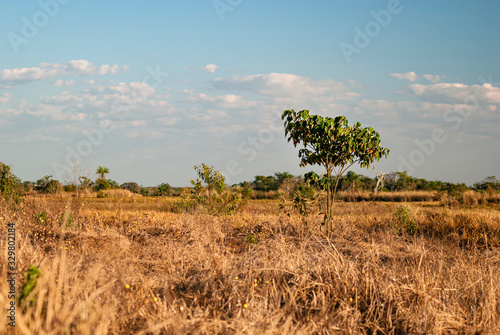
[1,194,499,334]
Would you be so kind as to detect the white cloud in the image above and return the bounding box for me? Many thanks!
[391,71,418,82]
[421,74,442,83]
[0,60,129,83]
[391,72,441,83]
[156,117,180,126]
[0,93,13,104]
[202,64,218,73]
[408,82,500,104]
[54,79,75,87]
[212,73,359,102]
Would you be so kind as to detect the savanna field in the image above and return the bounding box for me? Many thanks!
[1,189,500,334]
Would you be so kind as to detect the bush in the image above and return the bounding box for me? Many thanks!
[35,175,62,194]
[121,182,141,194]
[156,183,172,196]
[0,162,23,203]
[391,205,418,235]
[94,179,111,191]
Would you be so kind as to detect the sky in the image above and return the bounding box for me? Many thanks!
[0,0,499,187]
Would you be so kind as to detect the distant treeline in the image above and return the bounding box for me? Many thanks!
[1,161,499,200]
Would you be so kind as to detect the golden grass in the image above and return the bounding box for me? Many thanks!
[1,194,499,334]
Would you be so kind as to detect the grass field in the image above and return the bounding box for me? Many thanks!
[1,191,500,334]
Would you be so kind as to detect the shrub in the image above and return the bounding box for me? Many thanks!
[391,205,418,235]
[190,164,243,215]
[0,162,23,204]
[94,179,111,191]
[157,183,172,196]
[121,182,141,194]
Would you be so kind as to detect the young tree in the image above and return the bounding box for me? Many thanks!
[282,109,389,230]
[191,163,225,194]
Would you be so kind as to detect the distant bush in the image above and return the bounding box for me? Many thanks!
[35,175,62,194]
[121,182,141,194]
[156,183,172,196]
[94,179,111,191]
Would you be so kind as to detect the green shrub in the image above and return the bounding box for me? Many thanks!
[19,265,41,307]
[0,162,23,204]
[391,205,418,235]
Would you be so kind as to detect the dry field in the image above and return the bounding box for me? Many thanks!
[1,191,500,334]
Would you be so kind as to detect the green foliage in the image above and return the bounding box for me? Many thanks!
[191,163,225,193]
[157,183,172,196]
[171,188,198,213]
[253,175,279,191]
[0,162,23,204]
[19,265,41,307]
[63,184,76,192]
[96,166,110,180]
[61,210,74,228]
[244,234,258,244]
[474,176,500,192]
[196,190,243,216]
[108,179,120,189]
[34,211,48,225]
[189,164,243,215]
[279,184,318,221]
[236,182,254,198]
[35,175,62,194]
[121,182,141,193]
[391,205,418,235]
[94,178,111,191]
[282,109,389,229]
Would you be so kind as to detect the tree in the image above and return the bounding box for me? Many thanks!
[157,183,172,196]
[96,166,110,180]
[282,109,389,230]
[191,163,225,194]
[0,162,23,203]
[121,182,141,194]
[35,174,62,194]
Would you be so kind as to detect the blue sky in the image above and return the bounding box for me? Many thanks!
[1,0,499,187]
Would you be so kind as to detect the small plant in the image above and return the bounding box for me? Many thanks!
[244,234,258,244]
[61,210,74,228]
[19,265,41,307]
[34,211,48,225]
[391,205,418,235]
[189,164,243,216]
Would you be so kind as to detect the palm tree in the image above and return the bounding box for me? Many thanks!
[96,166,110,180]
